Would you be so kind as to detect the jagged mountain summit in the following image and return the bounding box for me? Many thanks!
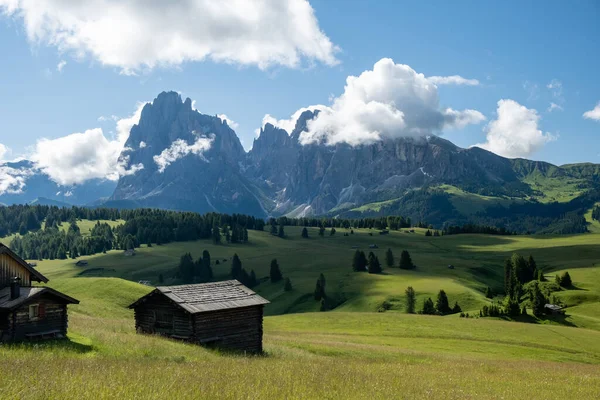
[109,91,600,233]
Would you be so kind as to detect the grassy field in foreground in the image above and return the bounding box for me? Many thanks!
[2,224,600,398]
[2,310,600,399]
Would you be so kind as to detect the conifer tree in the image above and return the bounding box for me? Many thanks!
[528,255,538,282]
[559,271,572,287]
[399,250,414,270]
[435,290,451,315]
[212,221,221,245]
[452,301,462,314]
[421,297,435,315]
[485,287,494,299]
[284,277,293,292]
[301,227,309,238]
[278,224,285,238]
[231,253,242,279]
[531,281,546,317]
[249,270,257,288]
[504,258,513,295]
[270,259,283,283]
[405,286,416,314]
[368,252,382,274]
[329,227,336,236]
[319,225,325,237]
[385,248,394,268]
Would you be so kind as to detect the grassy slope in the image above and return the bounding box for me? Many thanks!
[3,222,600,397]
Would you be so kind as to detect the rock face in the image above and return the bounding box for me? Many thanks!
[111,92,265,215]
[107,91,588,219]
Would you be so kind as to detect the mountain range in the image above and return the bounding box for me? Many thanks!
[2,91,599,232]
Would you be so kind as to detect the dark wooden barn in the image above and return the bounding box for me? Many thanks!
[0,243,79,342]
[129,280,270,353]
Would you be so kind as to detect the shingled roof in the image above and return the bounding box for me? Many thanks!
[128,280,269,314]
[0,242,48,283]
[0,286,79,310]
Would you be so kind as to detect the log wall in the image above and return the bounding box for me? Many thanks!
[192,305,264,353]
[0,253,31,288]
[133,294,193,338]
[4,296,68,341]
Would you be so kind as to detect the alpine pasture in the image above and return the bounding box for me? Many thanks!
[2,224,600,399]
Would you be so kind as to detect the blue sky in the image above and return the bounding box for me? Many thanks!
[0,0,599,174]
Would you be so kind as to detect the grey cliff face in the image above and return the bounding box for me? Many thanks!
[106,91,546,218]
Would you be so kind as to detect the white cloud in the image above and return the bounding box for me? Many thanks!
[260,105,324,135]
[523,81,539,101]
[218,114,239,130]
[56,60,67,72]
[0,143,9,161]
[284,58,485,146]
[116,102,147,143]
[29,101,147,185]
[547,102,563,113]
[139,141,147,149]
[583,103,600,121]
[31,128,143,185]
[547,79,562,95]
[428,75,480,86]
[0,0,339,74]
[153,136,214,173]
[0,164,34,195]
[98,115,119,122]
[475,99,555,158]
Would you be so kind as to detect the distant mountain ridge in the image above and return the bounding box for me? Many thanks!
[2,91,599,233]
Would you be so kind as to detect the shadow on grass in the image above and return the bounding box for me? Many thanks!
[510,313,577,328]
[5,337,95,354]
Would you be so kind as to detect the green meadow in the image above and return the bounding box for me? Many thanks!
[2,224,600,398]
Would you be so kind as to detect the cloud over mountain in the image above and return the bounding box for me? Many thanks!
[29,102,147,186]
[475,99,555,158]
[0,0,338,74]
[276,58,486,146]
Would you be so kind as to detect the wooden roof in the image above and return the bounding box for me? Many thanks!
[0,242,49,283]
[128,280,270,314]
[0,286,79,310]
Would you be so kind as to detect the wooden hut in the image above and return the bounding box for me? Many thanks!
[128,280,270,353]
[0,243,79,342]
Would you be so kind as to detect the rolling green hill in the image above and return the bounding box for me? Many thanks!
[3,222,600,398]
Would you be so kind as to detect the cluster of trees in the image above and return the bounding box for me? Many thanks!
[424,230,442,237]
[404,287,461,315]
[230,254,258,288]
[268,216,414,231]
[442,224,514,236]
[177,250,213,284]
[5,205,264,260]
[314,274,333,311]
[351,250,382,273]
[381,249,415,270]
[478,253,573,319]
[10,220,116,260]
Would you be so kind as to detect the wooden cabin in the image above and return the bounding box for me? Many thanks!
[0,243,79,342]
[129,280,270,353]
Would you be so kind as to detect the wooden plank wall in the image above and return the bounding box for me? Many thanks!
[193,305,264,353]
[7,297,67,341]
[0,253,31,288]
[133,294,193,338]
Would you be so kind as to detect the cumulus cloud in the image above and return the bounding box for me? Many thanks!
[0,165,33,195]
[547,102,563,113]
[31,128,143,185]
[583,103,600,121]
[29,101,147,185]
[139,141,147,149]
[56,60,66,72]
[475,99,555,158]
[218,114,239,130]
[259,105,325,135]
[0,0,339,74]
[428,75,480,86]
[153,135,214,173]
[280,58,486,146]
